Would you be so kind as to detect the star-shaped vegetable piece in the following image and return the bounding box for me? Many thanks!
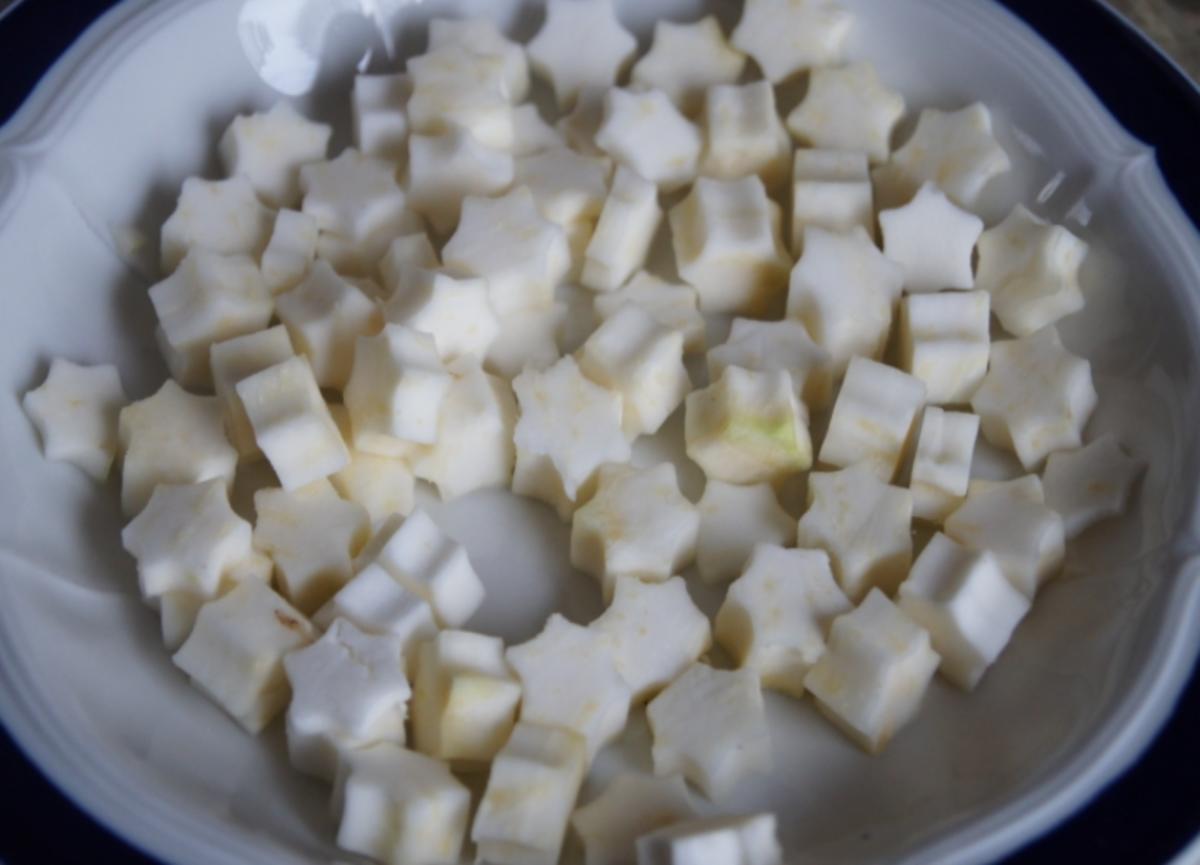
[23,359,127,480]
[527,0,637,110]
[879,182,984,293]
[732,0,852,83]
[631,16,746,116]
[571,773,695,865]
[785,62,905,163]
[596,88,702,192]
[1042,434,1144,538]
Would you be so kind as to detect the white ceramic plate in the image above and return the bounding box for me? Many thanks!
[2,1,1200,863]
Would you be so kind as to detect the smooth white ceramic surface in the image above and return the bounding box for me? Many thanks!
[1,1,1199,864]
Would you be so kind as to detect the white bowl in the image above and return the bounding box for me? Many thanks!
[2,1,1199,863]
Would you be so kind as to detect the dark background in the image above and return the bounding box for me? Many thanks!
[1,1,1197,863]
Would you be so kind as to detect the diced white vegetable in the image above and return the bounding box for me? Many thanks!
[510,103,565,155]
[796,464,914,602]
[252,480,369,614]
[160,176,273,273]
[1042,434,1144,538]
[328,404,417,522]
[275,259,382,390]
[282,618,410,780]
[118,380,237,515]
[406,127,514,235]
[715,545,851,697]
[785,63,904,163]
[695,481,795,585]
[583,165,662,292]
[879,183,984,293]
[909,407,980,523]
[899,290,991,404]
[406,47,514,149]
[209,325,295,459]
[708,318,833,410]
[378,232,439,298]
[685,366,812,485]
[527,0,637,110]
[803,589,940,754]
[428,17,530,103]
[260,209,318,295]
[572,773,695,865]
[596,88,702,192]
[789,149,874,256]
[670,176,790,316]
[383,269,499,365]
[218,102,331,208]
[299,148,412,249]
[897,533,1030,691]
[819,357,926,482]
[944,476,1066,598]
[731,0,851,83]
[701,81,789,191]
[173,578,315,734]
[22,358,126,480]
[236,355,349,489]
[313,563,438,660]
[350,73,411,162]
[411,629,521,764]
[631,16,746,115]
[646,663,770,800]
[471,721,588,865]
[593,273,706,354]
[971,326,1098,469]
[590,576,711,702]
[507,614,632,759]
[334,743,470,865]
[636,813,783,865]
[443,187,570,315]
[514,146,611,228]
[511,355,631,519]
[486,301,568,380]
[976,204,1088,336]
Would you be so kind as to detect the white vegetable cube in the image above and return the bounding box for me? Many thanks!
[695,481,795,585]
[236,356,349,489]
[1043,434,1144,538]
[708,318,833,411]
[209,325,295,459]
[789,149,874,256]
[328,404,417,522]
[149,249,273,389]
[313,564,438,660]
[818,357,926,482]
[173,578,316,733]
[428,17,530,103]
[636,813,783,865]
[260,209,318,295]
[786,63,905,163]
[804,589,939,753]
[22,358,126,480]
[796,465,913,601]
[899,290,991,405]
[406,47,514,150]
[406,127,514,235]
[577,305,690,438]
[121,479,253,603]
[412,365,517,500]
[670,175,790,316]
[785,226,902,379]
[383,269,499,364]
[976,204,1088,336]
[874,103,1011,210]
[701,81,790,191]
[715,545,852,697]
[471,721,588,865]
[218,102,331,207]
[275,260,382,390]
[252,481,369,614]
[118,380,237,516]
[593,273,706,354]
[897,534,1031,691]
[507,614,632,760]
[944,476,1066,598]
[160,175,273,273]
[632,16,746,116]
[283,618,411,780]
[879,183,984,293]
[572,773,695,865]
[379,233,439,298]
[527,0,637,110]
[910,407,980,523]
[344,325,452,453]
[335,743,470,865]
[512,356,632,518]
[366,509,486,629]
[443,187,570,315]
[411,630,521,764]
[732,0,851,82]
[590,575,711,702]
[514,146,611,229]
[646,663,770,800]
[583,166,662,292]
[971,327,1098,469]
[685,366,813,485]
[596,88,701,192]
[351,73,411,162]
